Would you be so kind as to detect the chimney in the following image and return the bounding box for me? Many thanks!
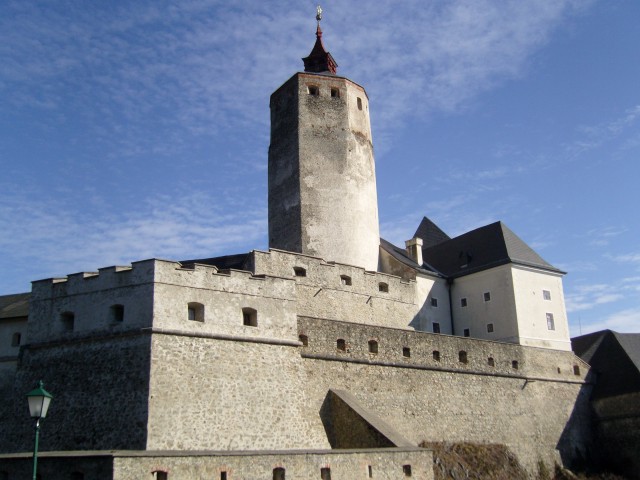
[405,237,423,266]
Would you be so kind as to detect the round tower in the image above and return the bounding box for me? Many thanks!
[268,12,380,271]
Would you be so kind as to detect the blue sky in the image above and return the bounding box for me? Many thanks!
[1,0,638,336]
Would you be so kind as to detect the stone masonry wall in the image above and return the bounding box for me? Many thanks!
[298,317,594,473]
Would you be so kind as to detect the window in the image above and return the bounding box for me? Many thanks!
[402,347,411,358]
[432,322,441,334]
[432,350,440,362]
[61,311,75,332]
[368,340,378,354]
[557,367,562,374]
[463,328,470,337]
[487,323,494,333]
[573,365,581,376]
[378,282,389,293]
[403,464,412,477]
[11,332,21,347]
[337,339,346,352]
[340,275,352,286]
[273,467,286,480]
[458,351,468,364]
[221,473,227,480]
[330,88,340,98]
[484,292,491,302]
[321,467,332,480]
[460,298,467,307]
[308,85,319,96]
[111,304,124,322]
[293,267,307,277]
[242,308,258,327]
[430,297,438,307]
[299,334,309,346]
[368,465,373,478]
[488,357,495,367]
[512,360,519,370]
[153,471,168,480]
[187,302,204,322]
[357,97,363,110]
[543,290,551,301]
[546,313,555,330]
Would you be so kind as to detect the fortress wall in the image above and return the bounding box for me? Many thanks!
[145,333,328,451]
[153,262,298,340]
[0,333,151,453]
[299,317,594,472]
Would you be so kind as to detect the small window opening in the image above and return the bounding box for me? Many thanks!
[321,467,332,480]
[488,357,495,367]
[459,351,468,364]
[430,297,438,307]
[299,334,309,346]
[273,467,286,480]
[432,350,440,362]
[368,340,378,354]
[403,464,412,477]
[61,311,75,332]
[557,367,562,374]
[368,465,373,478]
[460,298,467,307]
[432,322,441,334]
[293,267,307,277]
[402,347,411,358]
[573,365,581,376]
[487,323,494,333]
[484,292,491,302]
[546,313,555,330]
[11,332,21,347]
[187,302,204,322]
[378,282,389,293]
[111,304,125,322]
[340,275,352,286]
[308,85,319,96]
[357,97,363,110]
[512,360,519,370]
[463,328,470,337]
[337,338,346,352]
[242,307,258,327]
[543,290,551,301]
[330,88,340,98]
[221,472,227,480]
[153,471,168,480]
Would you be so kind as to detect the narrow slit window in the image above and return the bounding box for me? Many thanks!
[357,97,363,110]
[403,464,412,477]
[378,282,389,293]
[484,292,491,302]
[573,365,581,376]
[488,357,495,367]
[512,360,519,370]
[368,340,378,354]
[221,473,227,480]
[487,323,494,333]
[459,351,468,364]
[433,350,440,362]
[340,275,352,286]
[242,308,258,327]
[402,347,411,358]
[60,311,75,332]
[337,338,346,352]
[460,297,467,307]
[111,304,125,322]
[368,465,373,478]
[11,332,21,347]
[321,467,332,480]
[187,302,204,322]
[463,328,470,337]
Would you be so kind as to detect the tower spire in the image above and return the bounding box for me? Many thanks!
[302,5,338,74]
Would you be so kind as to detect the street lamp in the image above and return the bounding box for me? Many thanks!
[26,380,53,480]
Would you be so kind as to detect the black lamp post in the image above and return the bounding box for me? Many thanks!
[26,380,53,480]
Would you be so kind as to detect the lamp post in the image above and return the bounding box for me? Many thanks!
[26,380,53,480]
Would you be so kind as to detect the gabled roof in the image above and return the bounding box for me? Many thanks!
[421,221,564,278]
[413,217,451,249]
[0,292,30,320]
[572,329,640,399]
[379,238,443,277]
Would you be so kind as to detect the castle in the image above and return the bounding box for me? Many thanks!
[0,13,609,480]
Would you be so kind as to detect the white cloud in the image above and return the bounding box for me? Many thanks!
[565,283,625,313]
[581,308,640,335]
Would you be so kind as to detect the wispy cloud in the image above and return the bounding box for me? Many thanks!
[580,308,640,335]
[565,283,625,313]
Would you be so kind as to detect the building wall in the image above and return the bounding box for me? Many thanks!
[298,317,593,473]
[511,265,571,351]
[414,275,453,334]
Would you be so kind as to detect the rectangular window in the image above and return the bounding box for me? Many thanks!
[460,297,467,307]
[487,323,494,333]
[543,290,551,301]
[430,297,438,307]
[432,322,441,334]
[546,313,555,330]
[484,292,491,302]
[463,328,470,337]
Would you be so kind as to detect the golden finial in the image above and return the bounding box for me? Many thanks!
[316,5,323,24]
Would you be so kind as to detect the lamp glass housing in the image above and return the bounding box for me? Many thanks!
[26,382,53,419]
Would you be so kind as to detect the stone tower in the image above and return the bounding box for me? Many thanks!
[268,13,380,271]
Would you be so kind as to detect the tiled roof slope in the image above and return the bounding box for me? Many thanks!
[379,238,443,277]
[572,330,640,399]
[413,217,451,248]
[0,292,30,320]
[421,221,564,278]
